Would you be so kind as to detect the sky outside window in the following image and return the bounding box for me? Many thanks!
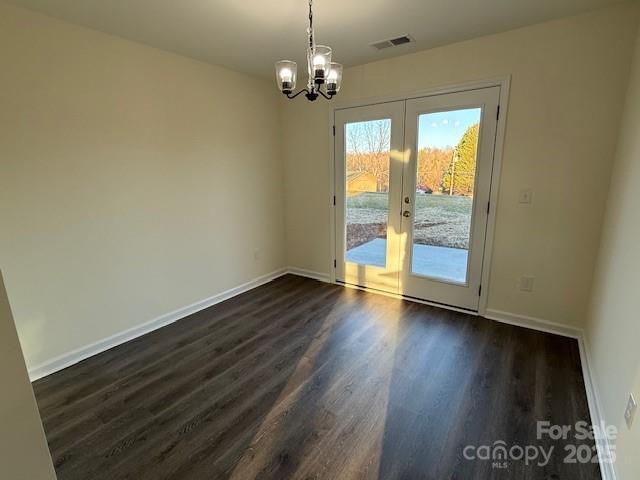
[418,108,481,149]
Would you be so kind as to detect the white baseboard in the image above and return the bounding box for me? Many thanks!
[286,267,331,283]
[578,334,617,480]
[28,268,288,381]
[483,308,582,339]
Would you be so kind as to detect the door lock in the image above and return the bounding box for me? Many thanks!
[403,210,411,217]
[404,196,410,204]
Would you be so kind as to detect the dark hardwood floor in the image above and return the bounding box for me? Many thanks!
[33,274,600,479]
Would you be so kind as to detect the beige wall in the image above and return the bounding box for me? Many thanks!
[0,3,285,370]
[282,4,640,327]
[586,25,640,480]
[0,270,57,479]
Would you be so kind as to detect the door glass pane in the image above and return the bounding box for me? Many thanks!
[344,119,391,267]
[412,108,481,283]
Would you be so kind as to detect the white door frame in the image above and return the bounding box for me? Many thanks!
[328,76,511,315]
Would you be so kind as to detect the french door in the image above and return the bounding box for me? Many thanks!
[334,101,405,292]
[334,86,500,311]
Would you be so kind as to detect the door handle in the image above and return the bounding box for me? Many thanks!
[403,210,411,218]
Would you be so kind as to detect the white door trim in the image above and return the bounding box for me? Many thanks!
[329,76,511,314]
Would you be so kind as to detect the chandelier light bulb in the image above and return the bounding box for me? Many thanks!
[313,55,326,67]
[279,68,293,82]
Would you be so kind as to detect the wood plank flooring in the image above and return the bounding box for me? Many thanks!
[33,274,600,479]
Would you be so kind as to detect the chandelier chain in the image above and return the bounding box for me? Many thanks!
[308,0,314,50]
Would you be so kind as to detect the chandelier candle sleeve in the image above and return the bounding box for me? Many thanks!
[275,60,297,93]
[327,63,343,93]
[309,45,331,83]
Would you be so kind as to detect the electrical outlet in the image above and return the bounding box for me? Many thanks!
[624,393,637,429]
[519,276,535,292]
[253,249,261,262]
[519,188,533,204]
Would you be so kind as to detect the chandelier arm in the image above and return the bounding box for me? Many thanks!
[285,89,310,100]
[317,89,334,100]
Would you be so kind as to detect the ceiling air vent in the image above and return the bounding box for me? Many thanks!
[370,35,414,50]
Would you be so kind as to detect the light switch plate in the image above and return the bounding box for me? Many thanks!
[624,393,637,429]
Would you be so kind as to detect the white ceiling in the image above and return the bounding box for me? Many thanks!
[6,0,625,78]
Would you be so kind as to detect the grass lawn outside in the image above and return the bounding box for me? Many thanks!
[346,192,473,250]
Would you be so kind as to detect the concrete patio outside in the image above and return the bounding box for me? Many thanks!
[346,238,468,283]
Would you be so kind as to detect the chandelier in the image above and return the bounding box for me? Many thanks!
[275,0,343,101]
